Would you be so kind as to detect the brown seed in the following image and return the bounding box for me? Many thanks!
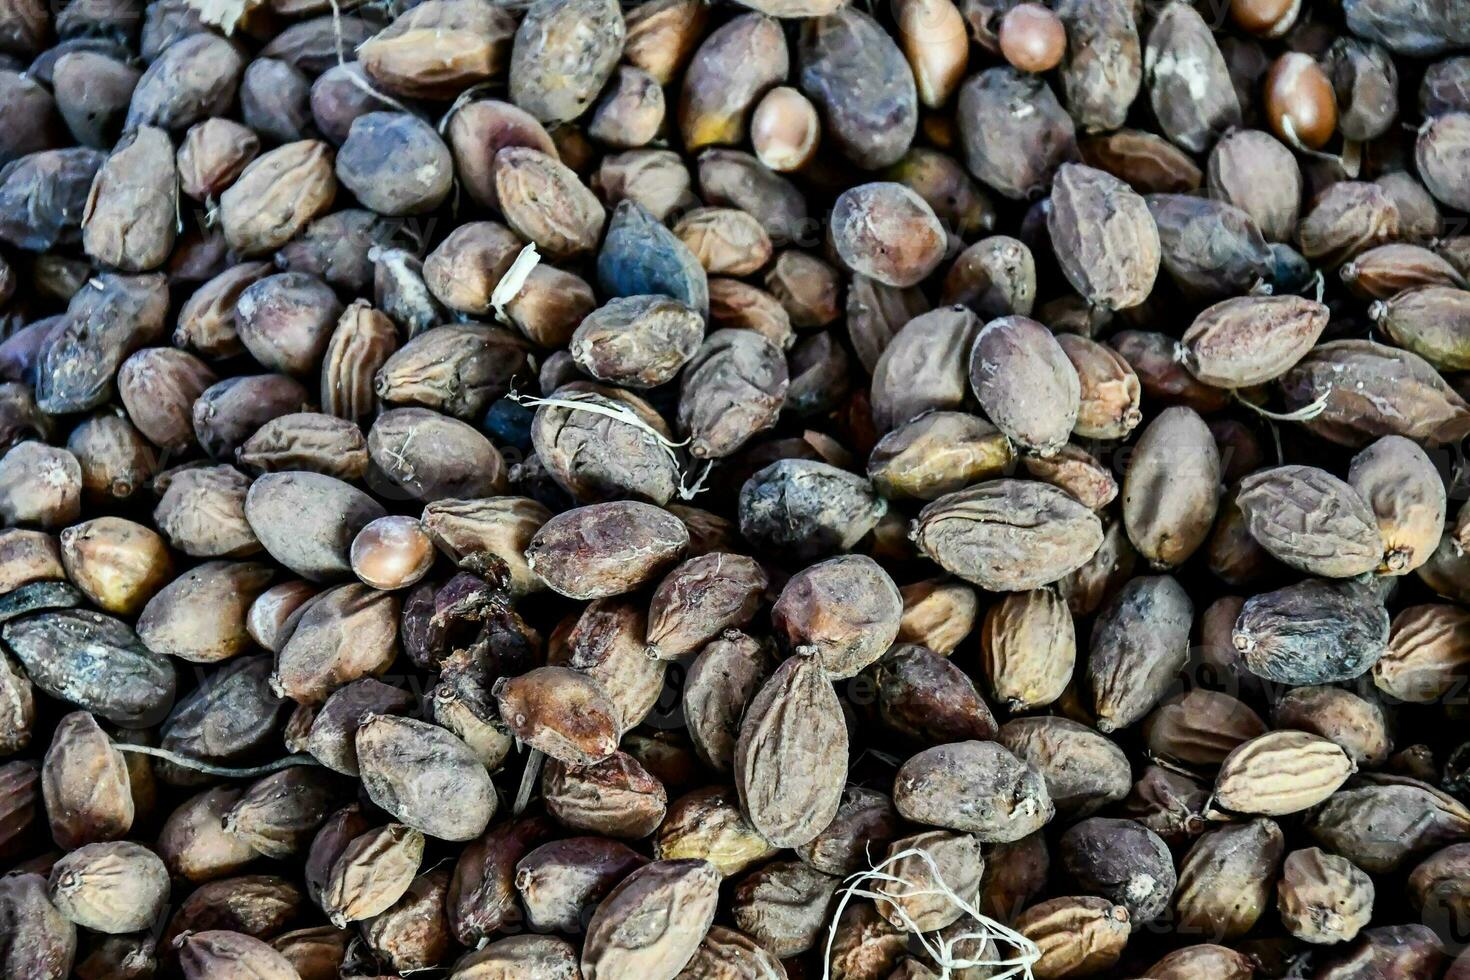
[981,589,1076,713]
[117,347,217,453]
[81,126,177,272]
[236,413,369,483]
[245,471,386,583]
[580,859,720,980]
[42,711,134,850]
[509,0,626,124]
[350,517,435,592]
[895,0,969,107]
[1057,817,1175,928]
[176,931,298,980]
[1342,243,1467,300]
[0,443,82,529]
[734,652,847,848]
[1265,53,1337,149]
[1417,112,1470,213]
[1212,730,1355,816]
[1371,285,1470,371]
[525,501,689,600]
[998,716,1131,818]
[543,752,667,840]
[894,740,1054,842]
[1281,340,1470,447]
[495,665,620,766]
[868,413,1012,503]
[1058,334,1141,441]
[48,841,169,934]
[218,140,336,257]
[137,561,274,664]
[1182,294,1329,388]
[1376,603,1470,703]
[969,315,1081,456]
[514,838,643,937]
[1014,896,1129,979]
[913,479,1105,591]
[1236,465,1382,577]
[1122,406,1221,569]
[354,2,510,97]
[58,517,171,616]
[830,183,946,289]
[420,497,550,597]
[679,14,788,152]
[999,3,1067,74]
[177,118,258,202]
[770,555,901,679]
[1273,684,1390,768]
[422,222,524,317]
[451,934,581,980]
[870,832,984,934]
[752,87,821,173]
[1173,818,1284,940]
[376,323,530,422]
[570,295,705,390]
[646,554,768,662]
[1278,847,1373,945]
[1079,128,1202,194]
[1148,944,1256,980]
[1206,129,1300,243]
[246,580,318,654]
[495,148,606,259]
[271,583,399,704]
[1144,690,1266,771]
[1145,3,1242,153]
[356,715,496,842]
[1048,163,1160,311]
[321,823,424,927]
[1297,181,1400,268]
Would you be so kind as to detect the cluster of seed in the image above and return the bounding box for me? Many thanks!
[4,0,1470,976]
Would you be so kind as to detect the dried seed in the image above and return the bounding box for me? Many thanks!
[830,182,946,289]
[893,739,1054,842]
[734,652,847,847]
[655,785,777,876]
[580,859,720,980]
[48,841,169,934]
[1122,406,1221,569]
[1233,577,1389,684]
[998,716,1131,818]
[1212,731,1354,816]
[1278,847,1374,945]
[798,9,918,169]
[1048,163,1160,311]
[1173,818,1284,941]
[1182,295,1329,388]
[913,479,1105,591]
[356,716,496,842]
[969,314,1081,456]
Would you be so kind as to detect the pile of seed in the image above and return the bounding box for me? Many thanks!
[5,0,1470,975]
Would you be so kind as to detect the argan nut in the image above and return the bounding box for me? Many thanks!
[351,516,435,591]
[1265,53,1337,150]
[999,4,1067,74]
[751,87,820,173]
